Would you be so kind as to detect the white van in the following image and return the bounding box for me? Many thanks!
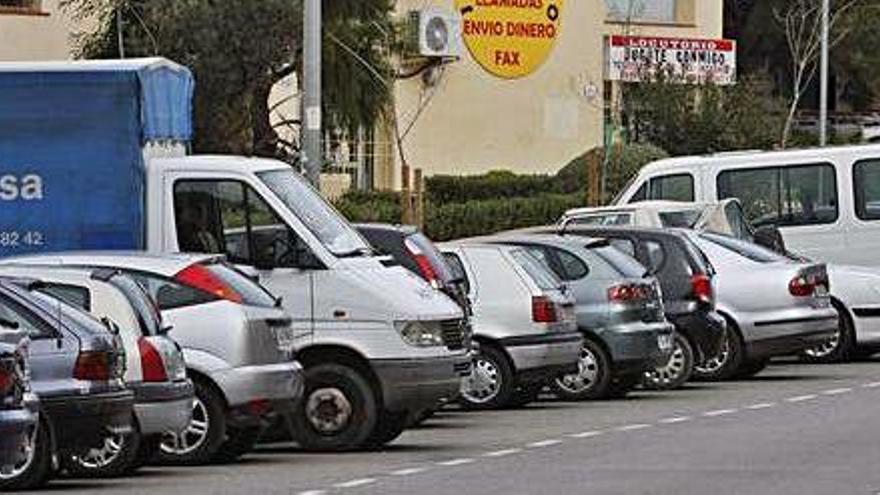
[613,144,880,267]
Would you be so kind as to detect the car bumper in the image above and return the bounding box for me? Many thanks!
[0,407,36,468]
[41,389,134,453]
[373,353,472,413]
[211,360,304,409]
[601,321,675,371]
[132,380,195,436]
[669,310,727,362]
[746,315,839,359]
[499,332,583,376]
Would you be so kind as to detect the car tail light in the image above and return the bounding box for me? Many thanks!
[0,360,12,397]
[175,264,243,303]
[789,265,830,297]
[532,296,558,323]
[73,351,112,381]
[691,273,714,305]
[607,283,650,303]
[404,238,439,287]
[138,337,169,383]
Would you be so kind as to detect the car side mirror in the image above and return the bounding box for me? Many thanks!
[753,225,787,254]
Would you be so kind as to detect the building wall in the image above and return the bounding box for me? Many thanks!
[380,0,723,189]
[0,0,74,61]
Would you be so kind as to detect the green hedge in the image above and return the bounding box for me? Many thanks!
[334,190,402,224]
[426,170,562,203]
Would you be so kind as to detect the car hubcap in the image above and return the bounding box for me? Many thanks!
[646,339,686,386]
[305,388,353,434]
[555,345,599,394]
[0,424,36,480]
[161,397,209,456]
[73,434,124,469]
[461,356,501,404]
[803,325,841,358]
[696,333,731,374]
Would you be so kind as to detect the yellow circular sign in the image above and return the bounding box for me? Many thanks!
[455,0,564,79]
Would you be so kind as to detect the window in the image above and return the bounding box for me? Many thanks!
[854,159,880,221]
[442,253,470,295]
[174,180,321,270]
[608,238,637,258]
[699,232,787,264]
[510,249,562,290]
[649,174,694,202]
[555,249,589,281]
[717,164,838,227]
[108,275,162,336]
[568,213,633,226]
[37,284,91,311]
[606,0,676,22]
[0,294,52,338]
[201,262,277,308]
[658,209,702,228]
[644,240,667,273]
[0,1,41,12]
[127,272,217,310]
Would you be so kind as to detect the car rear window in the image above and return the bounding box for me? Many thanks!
[108,275,162,336]
[590,246,647,278]
[699,232,787,264]
[407,233,455,283]
[509,249,562,290]
[658,209,702,228]
[201,262,277,308]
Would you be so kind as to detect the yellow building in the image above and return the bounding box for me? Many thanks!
[378,0,724,189]
[0,0,75,60]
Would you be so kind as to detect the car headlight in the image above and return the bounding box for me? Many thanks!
[395,321,445,347]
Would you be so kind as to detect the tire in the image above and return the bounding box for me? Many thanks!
[550,337,612,400]
[459,345,516,410]
[0,416,52,491]
[364,411,408,448]
[800,302,854,363]
[692,321,745,382]
[643,333,694,391]
[63,416,141,478]
[734,358,769,379]
[157,379,228,466]
[211,426,262,464]
[290,363,378,452]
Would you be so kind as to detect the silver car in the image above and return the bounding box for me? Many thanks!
[3,252,304,465]
[440,243,582,409]
[680,231,839,380]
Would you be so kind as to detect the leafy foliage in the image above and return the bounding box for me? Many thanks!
[426,171,562,204]
[556,144,669,201]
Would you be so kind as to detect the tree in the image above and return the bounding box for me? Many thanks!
[63,0,393,161]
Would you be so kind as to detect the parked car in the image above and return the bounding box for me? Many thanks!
[439,243,582,409]
[484,234,677,396]
[0,266,193,476]
[0,279,133,491]
[2,253,304,464]
[524,226,726,390]
[0,329,37,477]
[675,231,839,380]
[612,144,880,267]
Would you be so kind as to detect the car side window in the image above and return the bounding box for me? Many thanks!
[608,238,637,258]
[629,182,648,203]
[643,240,667,274]
[126,272,217,310]
[552,248,589,281]
[442,253,471,295]
[37,283,91,311]
[854,159,880,221]
[174,180,320,269]
[0,295,54,339]
[649,174,695,202]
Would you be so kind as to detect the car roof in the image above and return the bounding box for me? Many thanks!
[564,200,700,217]
[558,225,691,240]
[481,233,608,251]
[150,155,290,175]
[1,251,218,277]
[0,266,102,285]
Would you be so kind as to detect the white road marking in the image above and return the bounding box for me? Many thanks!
[334,478,377,489]
[703,409,738,417]
[527,439,563,448]
[862,381,880,388]
[569,430,604,439]
[298,491,327,495]
[437,458,475,467]
[745,402,776,410]
[616,424,652,432]
[390,467,429,476]
[483,448,522,458]
[658,416,692,424]
[821,387,853,395]
[786,394,818,403]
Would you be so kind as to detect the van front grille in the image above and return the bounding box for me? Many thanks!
[440,319,469,351]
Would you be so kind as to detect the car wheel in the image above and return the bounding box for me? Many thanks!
[692,322,744,381]
[158,379,227,465]
[211,426,262,464]
[550,337,612,400]
[364,411,408,448]
[63,416,141,478]
[0,416,52,491]
[643,333,694,390]
[800,302,854,363]
[460,345,515,409]
[290,363,378,451]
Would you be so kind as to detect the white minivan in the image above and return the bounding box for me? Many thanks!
[613,144,880,267]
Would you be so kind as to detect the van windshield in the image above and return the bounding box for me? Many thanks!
[257,169,371,256]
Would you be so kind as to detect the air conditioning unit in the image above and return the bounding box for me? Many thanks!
[408,7,462,59]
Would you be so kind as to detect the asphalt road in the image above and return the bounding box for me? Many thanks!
[47,359,880,495]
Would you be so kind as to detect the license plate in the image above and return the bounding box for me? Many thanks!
[658,334,674,351]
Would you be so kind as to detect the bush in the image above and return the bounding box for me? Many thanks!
[424,193,583,241]
[334,189,402,224]
[426,170,562,203]
[555,144,668,201]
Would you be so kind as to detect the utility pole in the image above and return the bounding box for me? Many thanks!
[819,0,829,146]
[303,0,322,186]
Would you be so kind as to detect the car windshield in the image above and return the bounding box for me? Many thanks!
[257,169,371,256]
[658,209,702,228]
[699,232,788,264]
[590,245,647,278]
[509,249,563,290]
[29,290,109,335]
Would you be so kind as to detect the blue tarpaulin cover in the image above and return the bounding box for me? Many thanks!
[0,58,193,255]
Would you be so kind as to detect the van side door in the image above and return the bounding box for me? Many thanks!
[850,158,880,266]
